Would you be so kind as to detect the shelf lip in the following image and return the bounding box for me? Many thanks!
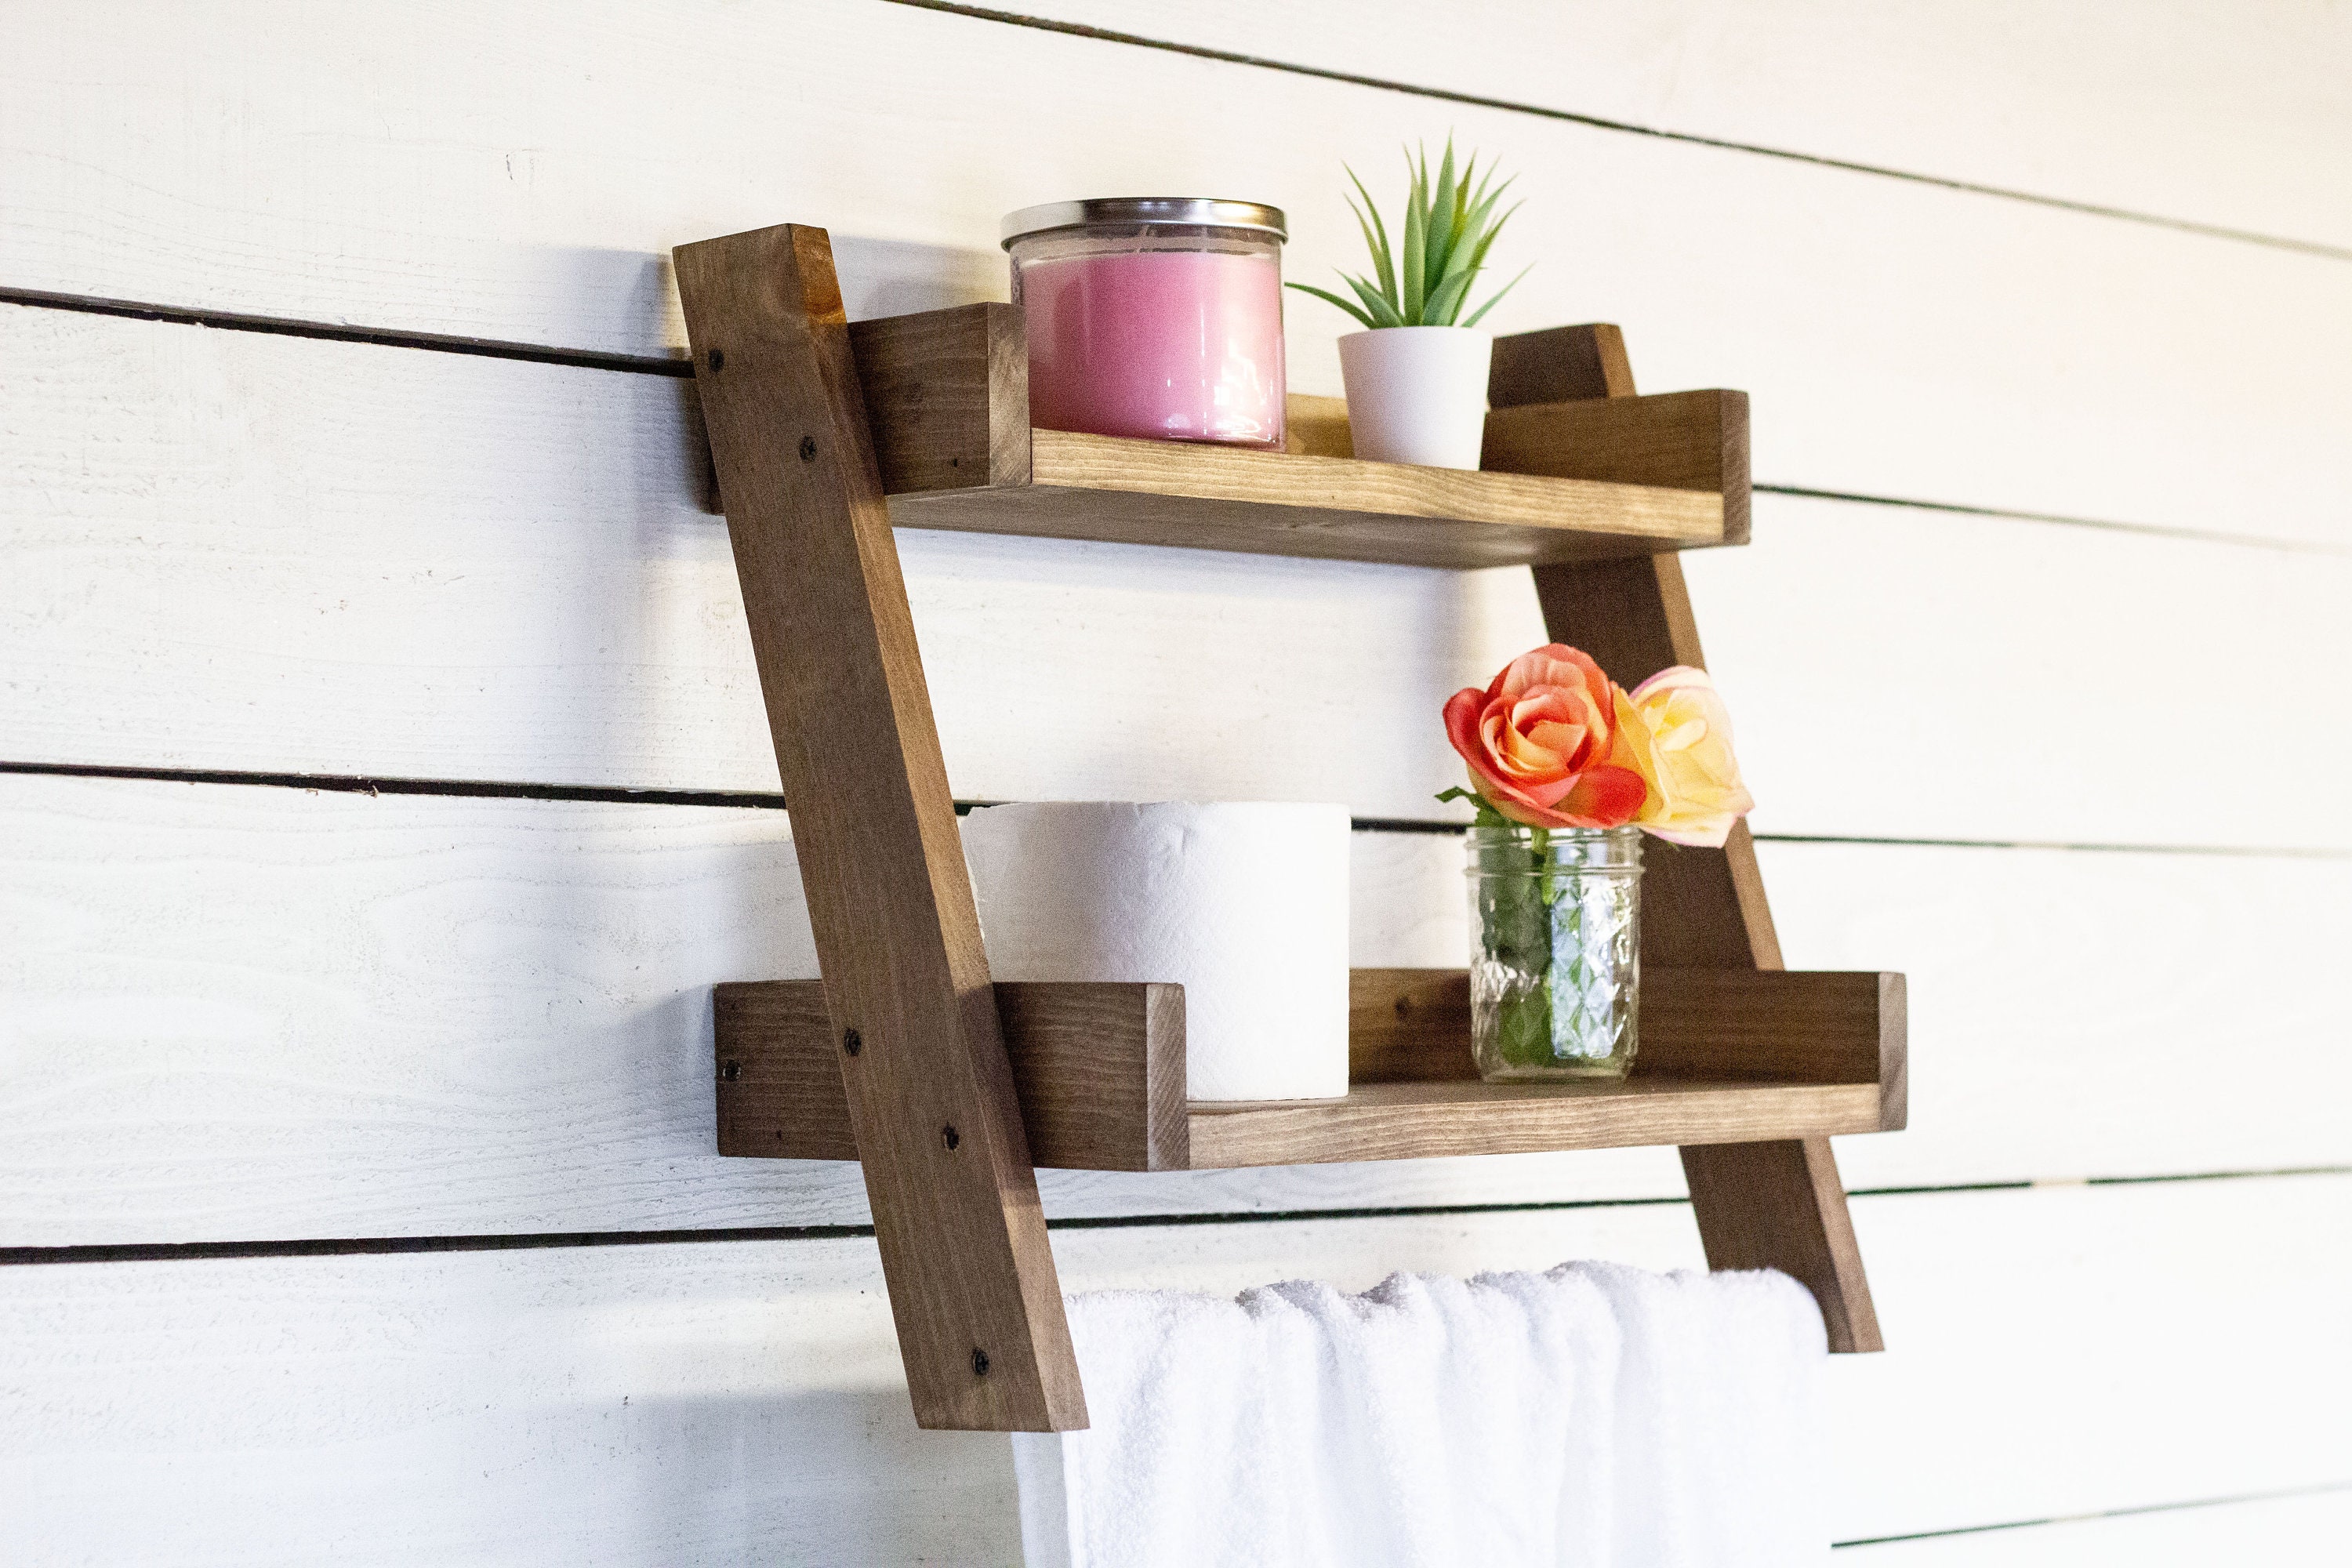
[1182,1079,1886,1168]
[1026,428,1726,542]
[714,967,1904,1172]
[883,431,1726,570]
[843,303,1749,569]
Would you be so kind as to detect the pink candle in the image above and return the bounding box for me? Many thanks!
[1004,200,1290,448]
[1021,251,1286,447]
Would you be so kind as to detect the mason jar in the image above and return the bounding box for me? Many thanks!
[1465,824,1644,1080]
[1002,198,1287,448]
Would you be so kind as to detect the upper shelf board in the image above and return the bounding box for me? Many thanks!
[743,303,1755,571]
[713,967,1904,1172]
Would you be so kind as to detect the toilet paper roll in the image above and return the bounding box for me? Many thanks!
[960,801,1351,1103]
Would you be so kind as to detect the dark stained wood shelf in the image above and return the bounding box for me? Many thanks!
[676,219,1895,1428]
[833,304,1748,569]
[714,968,1906,1172]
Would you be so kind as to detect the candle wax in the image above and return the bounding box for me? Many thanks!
[1021,249,1286,447]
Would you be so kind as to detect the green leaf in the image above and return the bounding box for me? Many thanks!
[1341,270,1406,328]
[1436,785,1516,830]
[1400,144,1428,323]
[1344,198,1393,314]
[1313,140,1523,331]
[1345,164,1396,307]
[1460,261,1534,328]
[1424,137,1461,303]
[1285,281,1375,330]
[1421,266,1475,327]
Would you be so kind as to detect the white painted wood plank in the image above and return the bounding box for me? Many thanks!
[2,1179,2347,1561]
[1033,1,2352,252]
[1755,837,2352,1192]
[0,773,1674,1244]
[8,307,2349,850]
[5,2,2351,542]
[1686,497,2352,854]
[1830,1177,2352,1541]
[1845,1490,2352,1565]
[5,773,2348,1245]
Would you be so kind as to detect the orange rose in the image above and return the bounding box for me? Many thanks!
[1621,666,1755,847]
[1443,644,1648,829]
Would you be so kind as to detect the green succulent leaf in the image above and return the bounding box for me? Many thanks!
[1459,261,1534,328]
[1341,270,1407,328]
[1400,148,1428,323]
[1294,136,1533,330]
[1345,164,1396,307]
[1284,281,1376,330]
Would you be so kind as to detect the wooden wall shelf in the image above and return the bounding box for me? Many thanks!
[674,220,1899,1432]
[836,304,1747,568]
[716,968,1905,1170]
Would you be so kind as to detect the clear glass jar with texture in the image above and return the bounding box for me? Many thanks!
[1002,198,1287,448]
[1465,823,1643,1080]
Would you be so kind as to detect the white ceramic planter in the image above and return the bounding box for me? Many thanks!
[1338,326,1494,470]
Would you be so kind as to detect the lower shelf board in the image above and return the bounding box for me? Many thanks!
[1185,1077,1891,1168]
[713,967,1906,1172]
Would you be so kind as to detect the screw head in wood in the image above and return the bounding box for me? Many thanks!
[842,1026,862,1057]
[942,1123,960,1151]
[719,1059,740,1082]
[706,348,724,372]
[971,1348,990,1377]
[799,435,818,463]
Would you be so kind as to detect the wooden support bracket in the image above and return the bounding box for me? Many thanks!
[680,220,1890,1434]
[1490,323,1886,1353]
[674,223,1085,1430]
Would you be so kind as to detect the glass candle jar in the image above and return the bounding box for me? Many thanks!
[1465,824,1644,1081]
[1002,198,1287,448]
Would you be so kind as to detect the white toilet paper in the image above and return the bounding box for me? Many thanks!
[960,801,1351,1103]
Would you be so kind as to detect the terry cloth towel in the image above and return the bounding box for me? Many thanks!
[1012,1262,1828,1568]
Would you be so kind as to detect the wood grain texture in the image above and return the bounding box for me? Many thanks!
[1348,967,1900,1095]
[1492,323,1879,1352]
[713,970,1900,1169]
[888,430,1729,569]
[675,223,1078,1431]
[1283,393,1355,459]
[836,328,1742,567]
[1684,1138,1883,1353]
[6,1180,2351,1561]
[1185,1080,1889,1167]
[843,303,1030,494]
[11,307,2352,850]
[1483,389,1751,544]
[716,980,1189,1171]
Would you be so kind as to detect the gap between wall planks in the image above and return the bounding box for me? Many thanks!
[1501,323,1883,1355]
[680,216,1886,1428]
[673,224,1083,1432]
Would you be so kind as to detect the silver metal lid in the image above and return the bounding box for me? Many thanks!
[1000,198,1287,248]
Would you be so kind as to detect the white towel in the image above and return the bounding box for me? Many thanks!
[1013,1263,1828,1568]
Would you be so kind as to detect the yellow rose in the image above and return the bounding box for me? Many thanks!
[1622,666,1755,848]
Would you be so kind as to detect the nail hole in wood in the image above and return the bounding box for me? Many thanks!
[842,1027,862,1057]
[942,1123,960,1151]
[706,348,724,372]
[799,435,818,462]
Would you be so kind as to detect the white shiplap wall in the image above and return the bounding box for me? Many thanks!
[4,2,2349,1560]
